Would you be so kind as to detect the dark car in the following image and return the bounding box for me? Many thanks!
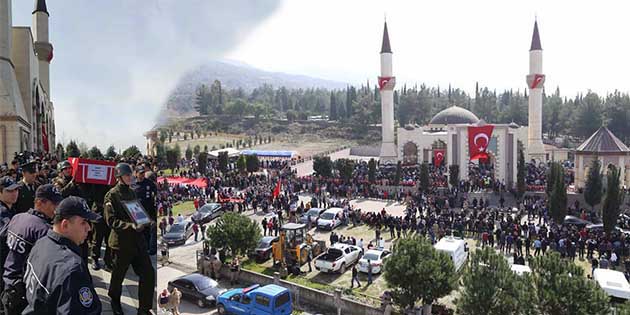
[191,203,224,225]
[300,208,326,225]
[249,236,279,261]
[167,273,228,308]
[162,221,194,246]
[563,215,592,228]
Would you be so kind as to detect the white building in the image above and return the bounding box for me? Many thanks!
[0,0,55,162]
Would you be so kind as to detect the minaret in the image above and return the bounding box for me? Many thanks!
[379,21,397,163]
[32,0,53,96]
[526,20,545,161]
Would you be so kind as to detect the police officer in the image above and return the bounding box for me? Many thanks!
[1,184,61,314]
[22,196,102,315]
[0,176,20,301]
[90,184,113,271]
[105,163,155,315]
[133,165,157,255]
[13,161,39,214]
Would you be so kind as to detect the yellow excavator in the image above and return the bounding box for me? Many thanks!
[272,223,326,275]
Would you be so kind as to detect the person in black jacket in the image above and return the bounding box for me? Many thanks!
[22,196,102,315]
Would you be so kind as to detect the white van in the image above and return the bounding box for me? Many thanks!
[593,268,630,300]
[434,236,468,271]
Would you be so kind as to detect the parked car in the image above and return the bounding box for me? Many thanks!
[300,208,325,225]
[191,203,225,225]
[162,221,194,246]
[314,243,362,273]
[563,215,592,227]
[249,236,279,261]
[167,273,228,308]
[357,249,390,274]
[316,207,343,230]
[216,284,292,315]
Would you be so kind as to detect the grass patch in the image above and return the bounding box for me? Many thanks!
[242,259,276,276]
[171,201,195,217]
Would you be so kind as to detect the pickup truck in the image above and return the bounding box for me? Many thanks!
[216,284,292,315]
[314,243,363,274]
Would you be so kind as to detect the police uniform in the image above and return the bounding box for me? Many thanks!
[14,161,39,214]
[0,184,61,315]
[134,166,157,255]
[22,197,102,315]
[105,175,155,315]
[0,177,21,299]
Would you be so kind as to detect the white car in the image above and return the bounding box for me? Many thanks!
[316,208,344,230]
[357,249,391,274]
[314,243,363,273]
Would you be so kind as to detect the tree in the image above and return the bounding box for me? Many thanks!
[419,162,430,193]
[394,161,402,186]
[165,145,181,173]
[65,141,81,158]
[334,159,354,183]
[246,154,259,173]
[529,252,609,315]
[286,110,297,122]
[56,143,65,160]
[105,146,117,160]
[122,145,141,159]
[449,165,459,189]
[197,152,208,175]
[218,151,228,173]
[329,91,337,121]
[516,148,526,200]
[236,155,247,174]
[155,142,166,165]
[368,158,376,183]
[548,162,567,225]
[193,145,201,157]
[457,247,534,315]
[194,84,212,115]
[545,162,560,197]
[383,236,456,314]
[206,212,262,258]
[313,156,332,178]
[602,165,625,234]
[185,146,193,160]
[87,146,103,159]
[584,158,603,211]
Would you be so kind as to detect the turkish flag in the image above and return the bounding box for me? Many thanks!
[378,76,392,90]
[433,149,445,167]
[468,125,494,160]
[41,123,49,152]
[272,180,281,198]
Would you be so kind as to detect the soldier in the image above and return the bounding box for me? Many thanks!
[105,163,155,315]
[14,161,40,214]
[0,176,21,303]
[133,165,157,255]
[53,161,73,195]
[1,184,62,314]
[22,196,102,315]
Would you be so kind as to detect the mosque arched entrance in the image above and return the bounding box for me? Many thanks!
[403,142,418,165]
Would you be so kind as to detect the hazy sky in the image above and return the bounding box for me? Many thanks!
[9,1,630,151]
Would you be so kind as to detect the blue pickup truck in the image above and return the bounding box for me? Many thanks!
[216,284,292,315]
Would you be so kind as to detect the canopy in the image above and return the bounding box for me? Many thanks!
[157,176,208,188]
[240,150,297,158]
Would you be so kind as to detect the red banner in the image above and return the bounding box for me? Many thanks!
[41,123,49,152]
[468,125,494,160]
[433,149,445,167]
[378,76,393,90]
[157,176,208,188]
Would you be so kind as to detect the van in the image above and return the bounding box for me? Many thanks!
[433,236,468,271]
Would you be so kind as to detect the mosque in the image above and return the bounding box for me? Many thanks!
[0,0,55,162]
[378,20,550,187]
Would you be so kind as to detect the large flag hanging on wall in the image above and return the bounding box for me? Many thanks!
[468,125,494,160]
[433,149,445,167]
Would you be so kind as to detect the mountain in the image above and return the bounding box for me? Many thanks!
[161,60,348,118]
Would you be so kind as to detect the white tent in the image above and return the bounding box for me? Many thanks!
[207,148,241,159]
[593,268,630,300]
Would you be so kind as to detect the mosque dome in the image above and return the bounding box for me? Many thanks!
[429,105,480,125]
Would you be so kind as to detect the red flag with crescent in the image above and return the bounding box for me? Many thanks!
[378,76,392,90]
[468,125,494,160]
[433,149,445,167]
